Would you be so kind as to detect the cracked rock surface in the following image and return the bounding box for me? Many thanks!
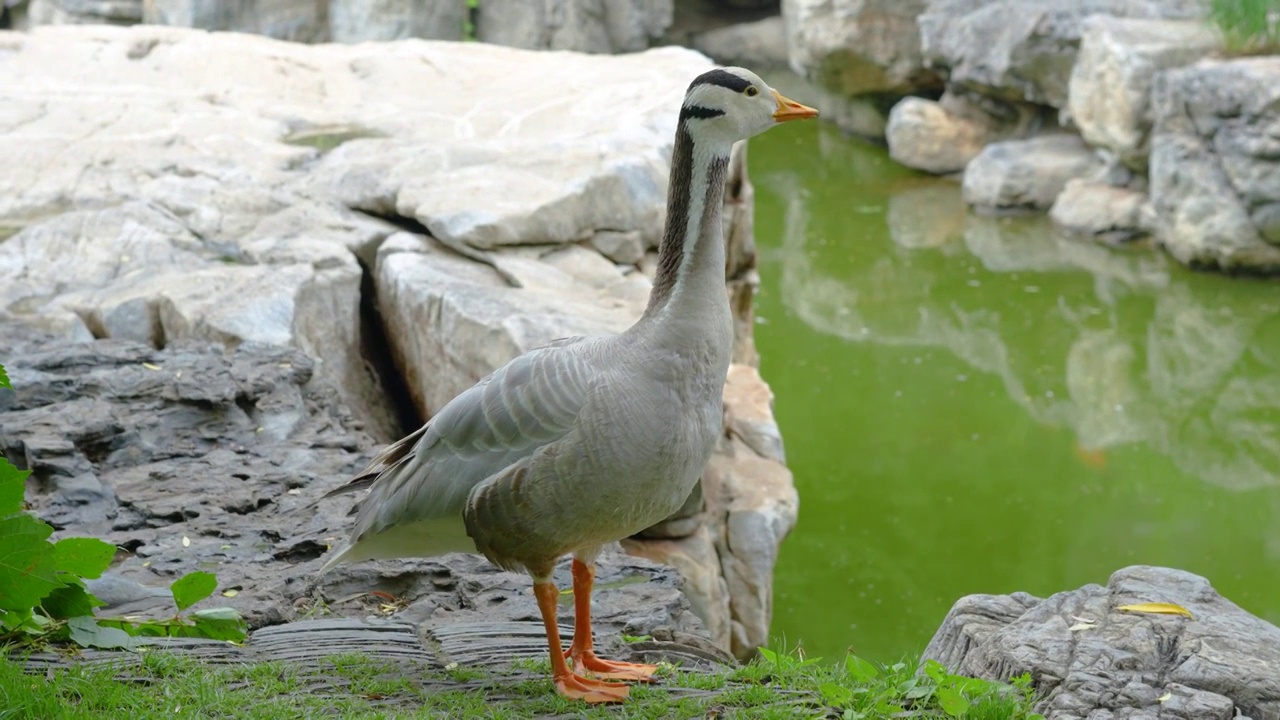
[924,565,1280,720]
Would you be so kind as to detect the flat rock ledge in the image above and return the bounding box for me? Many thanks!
[0,25,797,662]
[924,565,1280,720]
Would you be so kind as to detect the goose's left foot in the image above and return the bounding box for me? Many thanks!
[565,558,659,683]
[566,648,658,682]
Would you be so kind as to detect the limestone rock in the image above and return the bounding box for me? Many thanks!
[783,0,940,97]
[329,0,465,42]
[1150,58,1280,273]
[1068,16,1221,171]
[887,94,1007,175]
[920,0,1209,108]
[142,0,326,41]
[476,0,673,54]
[924,566,1280,719]
[1049,177,1150,241]
[692,15,788,70]
[0,25,720,434]
[375,232,642,416]
[591,230,646,265]
[962,134,1102,211]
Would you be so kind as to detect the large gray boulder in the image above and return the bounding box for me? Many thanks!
[962,134,1102,211]
[1150,58,1280,273]
[887,91,1040,174]
[1068,16,1220,171]
[920,0,1210,108]
[476,0,672,53]
[924,566,1280,719]
[783,0,941,97]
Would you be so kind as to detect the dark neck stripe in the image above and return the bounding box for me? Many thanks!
[689,68,751,93]
[647,123,695,311]
[645,121,728,316]
[680,105,725,121]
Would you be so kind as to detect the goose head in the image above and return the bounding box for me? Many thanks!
[679,67,818,146]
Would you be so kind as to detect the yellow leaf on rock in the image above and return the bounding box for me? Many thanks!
[1158,692,1172,702]
[142,363,161,371]
[1116,602,1193,618]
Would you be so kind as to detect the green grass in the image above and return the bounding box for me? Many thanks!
[1210,0,1280,54]
[0,646,1043,720]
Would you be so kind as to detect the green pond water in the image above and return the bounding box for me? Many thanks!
[747,120,1280,663]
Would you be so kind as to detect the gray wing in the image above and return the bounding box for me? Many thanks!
[327,336,599,546]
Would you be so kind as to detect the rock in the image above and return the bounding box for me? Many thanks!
[722,364,786,463]
[26,0,140,24]
[329,0,465,42]
[920,0,1209,109]
[0,25,721,435]
[692,15,788,70]
[924,566,1280,719]
[590,229,647,265]
[1150,58,1280,273]
[1068,16,1221,171]
[783,0,941,97]
[1049,177,1150,241]
[476,0,673,53]
[142,0,327,41]
[962,134,1102,211]
[375,232,643,415]
[886,93,1018,175]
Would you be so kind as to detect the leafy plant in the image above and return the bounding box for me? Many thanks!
[0,362,248,650]
[749,645,1044,719]
[1211,0,1280,54]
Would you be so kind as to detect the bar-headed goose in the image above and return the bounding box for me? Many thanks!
[319,67,817,703]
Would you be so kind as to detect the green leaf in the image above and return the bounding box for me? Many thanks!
[937,686,971,717]
[0,363,9,390]
[68,616,135,649]
[0,512,58,612]
[41,581,103,619]
[187,607,248,642]
[0,456,29,516]
[757,646,778,666]
[845,654,879,682]
[52,537,116,579]
[819,682,853,708]
[923,659,949,683]
[170,571,217,612]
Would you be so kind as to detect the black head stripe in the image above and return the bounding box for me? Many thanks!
[688,68,752,94]
[680,105,726,121]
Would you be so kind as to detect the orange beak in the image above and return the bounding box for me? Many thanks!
[772,90,819,122]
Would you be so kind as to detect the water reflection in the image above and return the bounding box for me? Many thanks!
[770,175,1280,492]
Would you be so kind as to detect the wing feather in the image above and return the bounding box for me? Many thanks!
[324,336,600,558]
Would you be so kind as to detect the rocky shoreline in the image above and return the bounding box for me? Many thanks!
[0,25,794,662]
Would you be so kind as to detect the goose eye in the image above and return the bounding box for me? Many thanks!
[744,86,758,97]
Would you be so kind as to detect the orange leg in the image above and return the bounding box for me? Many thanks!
[534,581,629,703]
[564,559,659,682]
